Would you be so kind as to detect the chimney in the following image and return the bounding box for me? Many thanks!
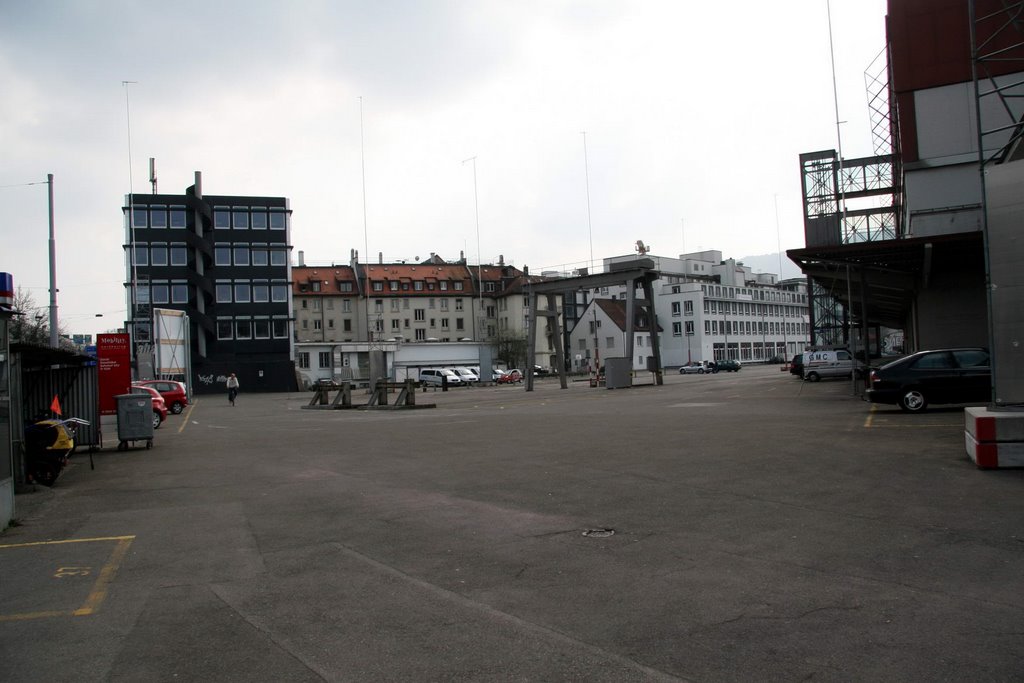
[523,265,529,276]
[460,250,465,263]
[378,251,383,264]
[499,254,504,267]
[298,250,305,267]
[193,171,202,199]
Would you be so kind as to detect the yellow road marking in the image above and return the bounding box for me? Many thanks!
[0,535,135,621]
[178,398,197,433]
[864,405,876,429]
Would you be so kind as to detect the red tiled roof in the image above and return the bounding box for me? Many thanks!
[292,265,358,295]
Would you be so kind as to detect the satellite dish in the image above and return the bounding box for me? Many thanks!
[635,240,649,255]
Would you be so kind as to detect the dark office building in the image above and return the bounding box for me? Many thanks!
[123,172,297,394]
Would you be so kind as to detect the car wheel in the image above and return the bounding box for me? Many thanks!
[806,371,820,382]
[152,411,162,430]
[170,401,184,415]
[697,369,704,374]
[899,389,928,413]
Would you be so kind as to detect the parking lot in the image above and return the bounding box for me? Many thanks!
[2,365,1023,681]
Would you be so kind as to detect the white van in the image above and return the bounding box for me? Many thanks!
[452,367,479,383]
[419,368,463,387]
[802,350,855,381]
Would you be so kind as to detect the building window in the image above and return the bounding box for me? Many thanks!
[454,282,463,291]
[150,209,167,228]
[298,352,310,369]
[343,319,352,332]
[150,244,168,266]
[318,351,330,368]
[251,248,268,266]
[455,299,463,311]
[215,246,231,266]
[414,309,425,321]
[171,283,188,304]
[456,318,464,330]
[605,336,615,349]
[217,320,233,339]
[440,299,449,311]
[133,244,148,266]
[214,210,230,229]
[685,321,694,335]
[234,283,251,303]
[233,210,249,229]
[313,319,322,331]
[251,211,267,229]
[391,299,400,312]
[269,211,286,230]
[671,302,681,316]
[272,319,289,338]
[342,299,351,312]
[373,282,384,292]
[339,282,353,293]
[414,281,423,291]
[672,322,682,336]
[233,246,249,266]
[271,283,288,302]
[439,281,448,291]
[235,319,252,339]
[391,319,400,331]
[254,319,270,339]
[441,318,449,329]
[170,244,187,266]
[170,209,186,229]
[253,284,269,303]
[132,208,148,228]
[415,329,426,340]
[684,301,694,315]
[151,284,169,304]
[270,249,287,266]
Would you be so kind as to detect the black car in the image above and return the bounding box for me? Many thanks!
[789,353,804,377]
[865,348,990,413]
[715,359,741,372]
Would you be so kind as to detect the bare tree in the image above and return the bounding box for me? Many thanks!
[9,287,76,350]
[493,329,528,369]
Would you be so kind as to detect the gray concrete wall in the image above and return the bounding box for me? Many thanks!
[914,250,987,350]
[985,160,1024,406]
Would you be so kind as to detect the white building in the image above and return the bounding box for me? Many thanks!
[600,251,811,366]
[568,298,658,372]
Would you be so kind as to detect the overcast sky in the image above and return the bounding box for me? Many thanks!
[2,0,888,337]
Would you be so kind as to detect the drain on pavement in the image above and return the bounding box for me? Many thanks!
[581,528,615,538]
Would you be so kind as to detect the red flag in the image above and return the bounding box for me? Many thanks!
[50,396,62,416]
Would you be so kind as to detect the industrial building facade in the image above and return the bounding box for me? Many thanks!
[123,173,297,394]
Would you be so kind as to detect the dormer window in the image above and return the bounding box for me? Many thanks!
[311,281,321,292]
[454,281,463,291]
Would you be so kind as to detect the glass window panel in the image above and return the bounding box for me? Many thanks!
[170,209,186,228]
[133,244,148,266]
[233,210,249,229]
[170,245,187,266]
[216,284,232,302]
[136,285,150,304]
[251,249,268,266]
[253,284,269,302]
[272,319,289,338]
[214,210,230,229]
[171,284,188,303]
[233,246,249,266]
[251,212,267,229]
[269,212,286,229]
[215,246,231,266]
[254,319,271,339]
[150,245,168,266]
[217,320,233,340]
[235,320,252,339]
[270,249,286,266]
[234,284,251,303]
[132,208,148,227]
[151,284,169,304]
[150,209,167,228]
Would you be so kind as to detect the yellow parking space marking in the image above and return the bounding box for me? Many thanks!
[178,398,197,432]
[864,405,961,428]
[0,535,135,621]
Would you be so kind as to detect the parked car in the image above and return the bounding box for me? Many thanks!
[678,362,709,375]
[866,347,991,413]
[129,385,169,429]
[134,379,189,414]
[716,359,741,372]
[533,365,551,376]
[419,368,463,387]
[789,353,804,377]
[496,369,524,384]
[452,367,479,383]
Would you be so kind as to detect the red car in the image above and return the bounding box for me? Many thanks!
[496,369,523,384]
[134,379,189,414]
[130,385,169,429]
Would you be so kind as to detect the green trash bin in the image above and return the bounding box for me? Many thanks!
[115,393,154,451]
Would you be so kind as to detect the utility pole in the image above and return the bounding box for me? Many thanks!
[47,174,58,348]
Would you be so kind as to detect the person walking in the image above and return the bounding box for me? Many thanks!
[226,373,240,406]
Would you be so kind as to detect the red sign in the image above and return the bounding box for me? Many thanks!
[97,333,132,415]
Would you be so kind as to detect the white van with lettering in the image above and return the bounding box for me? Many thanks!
[802,350,855,381]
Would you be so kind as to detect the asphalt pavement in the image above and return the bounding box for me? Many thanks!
[2,366,1023,681]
